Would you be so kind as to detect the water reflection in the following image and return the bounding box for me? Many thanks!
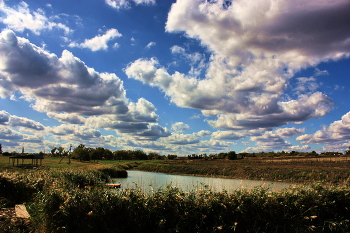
[112,170,293,193]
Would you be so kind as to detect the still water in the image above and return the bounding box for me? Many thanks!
[112,170,294,193]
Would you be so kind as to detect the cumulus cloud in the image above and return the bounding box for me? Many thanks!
[69,28,122,51]
[0,30,167,141]
[134,123,171,141]
[212,129,263,140]
[105,0,156,10]
[161,133,199,145]
[47,112,86,124]
[171,122,190,133]
[116,98,159,122]
[236,127,304,152]
[126,57,332,129]
[195,130,211,137]
[48,124,102,140]
[0,110,44,130]
[170,45,207,77]
[0,30,128,116]
[0,125,23,140]
[0,1,72,35]
[297,112,350,152]
[145,42,156,49]
[125,0,350,131]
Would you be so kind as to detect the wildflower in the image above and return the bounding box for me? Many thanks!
[310,216,317,219]
[87,211,93,216]
[217,226,223,230]
[122,196,129,201]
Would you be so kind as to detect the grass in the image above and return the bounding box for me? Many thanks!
[27,183,350,232]
[134,157,350,185]
[1,156,350,232]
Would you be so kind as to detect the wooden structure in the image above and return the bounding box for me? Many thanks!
[106,183,121,188]
[9,154,44,167]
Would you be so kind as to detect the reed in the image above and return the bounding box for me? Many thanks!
[26,183,350,233]
[1,165,349,232]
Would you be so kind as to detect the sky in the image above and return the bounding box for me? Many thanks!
[0,0,350,156]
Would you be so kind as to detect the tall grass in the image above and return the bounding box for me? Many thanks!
[26,183,350,233]
[1,166,349,232]
[0,165,127,205]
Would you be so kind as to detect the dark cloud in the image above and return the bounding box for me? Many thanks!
[0,111,44,130]
[262,2,350,56]
[135,124,171,141]
[0,30,129,116]
[0,126,23,140]
[0,110,10,124]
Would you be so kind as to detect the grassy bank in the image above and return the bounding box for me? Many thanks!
[1,167,349,232]
[134,158,350,185]
[1,155,350,232]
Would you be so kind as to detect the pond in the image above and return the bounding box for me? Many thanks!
[112,170,294,193]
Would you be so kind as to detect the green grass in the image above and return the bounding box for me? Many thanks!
[1,161,350,233]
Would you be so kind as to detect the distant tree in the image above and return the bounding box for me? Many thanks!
[2,152,10,156]
[227,151,237,160]
[311,151,318,156]
[0,143,2,154]
[133,150,148,160]
[51,147,57,156]
[345,147,350,155]
[72,144,91,161]
[148,152,161,160]
[217,152,227,159]
[167,154,177,160]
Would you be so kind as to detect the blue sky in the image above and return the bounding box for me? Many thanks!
[1,0,350,155]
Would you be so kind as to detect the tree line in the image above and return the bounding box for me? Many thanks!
[68,144,172,161]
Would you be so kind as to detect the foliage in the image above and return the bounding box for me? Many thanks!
[27,183,350,233]
[1,161,350,232]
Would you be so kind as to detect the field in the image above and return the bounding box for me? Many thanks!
[1,155,350,232]
[135,155,350,185]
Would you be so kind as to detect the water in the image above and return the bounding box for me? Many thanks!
[112,170,294,193]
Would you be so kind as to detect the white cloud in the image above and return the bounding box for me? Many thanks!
[105,0,156,10]
[0,1,72,35]
[171,122,190,133]
[293,77,319,95]
[161,133,199,145]
[124,0,350,131]
[211,129,264,140]
[297,111,350,152]
[49,124,102,140]
[126,57,333,130]
[0,110,44,130]
[116,98,159,122]
[275,127,305,138]
[146,42,156,49]
[0,30,128,116]
[69,28,122,51]
[170,45,185,54]
[47,112,86,124]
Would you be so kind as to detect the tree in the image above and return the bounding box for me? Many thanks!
[227,151,237,160]
[51,147,57,156]
[167,154,177,160]
[72,144,91,161]
[345,147,350,155]
[0,143,2,154]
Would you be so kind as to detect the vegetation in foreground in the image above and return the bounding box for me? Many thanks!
[0,166,350,233]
